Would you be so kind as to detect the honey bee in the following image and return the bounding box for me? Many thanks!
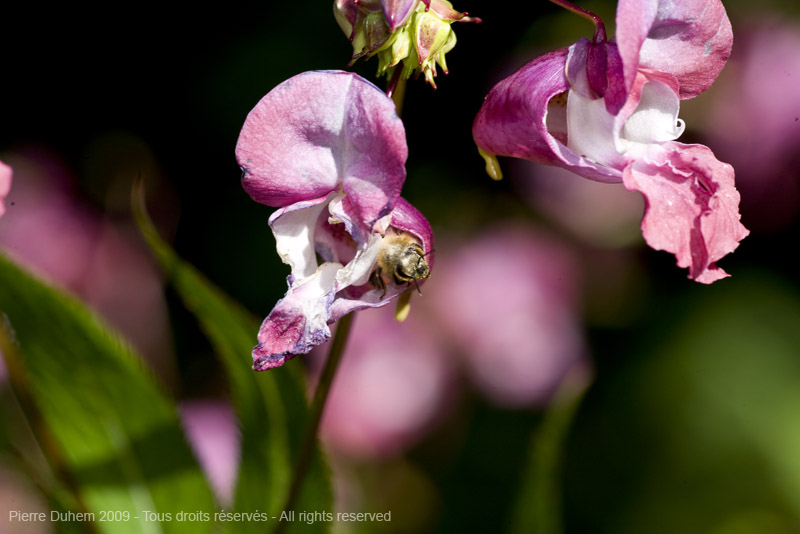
[371,232,431,298]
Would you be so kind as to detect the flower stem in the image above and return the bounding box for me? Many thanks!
[547,0,607,42]
[386,68,407,116]
[276,312,355,533]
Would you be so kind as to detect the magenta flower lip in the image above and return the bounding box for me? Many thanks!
[473,0,747,283]
[236,71,433,370]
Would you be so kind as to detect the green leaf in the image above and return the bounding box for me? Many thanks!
[0,253,215,534]
[133,187,332,534]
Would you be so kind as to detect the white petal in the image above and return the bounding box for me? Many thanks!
[269,193,334,282]
[620,80,685,146]
[336,232,383,288]
[299,262,343,328]
[566,90,626,168]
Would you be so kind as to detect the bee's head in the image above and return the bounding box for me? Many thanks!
[396,243,431,283]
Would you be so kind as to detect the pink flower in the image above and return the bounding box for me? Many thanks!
[0,159,11,218]
[426,225,589,407]
[513,164,645,248]
[312,305,454,459]
[179,400,240,506]
[705,20,800,232]
[0,149,175,382]
[236,71,433,371]
[473,0,748,283]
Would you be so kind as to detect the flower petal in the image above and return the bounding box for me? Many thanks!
[622,143,749,283]
[237,71,407,225]
[252,262,341,371]
[382,0,419,31]
[566,38,626,115]
[618,73,684,147]
[566,89,626,169]
[429,0,467,22]
[473,49,622,183]
[269,193,335,282]
[616,0,733,99]
[386,197,434,268]
[334,0,360,40]
[0,160,11,218]
[615,0,658,94]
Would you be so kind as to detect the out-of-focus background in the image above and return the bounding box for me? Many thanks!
[1,0,799,532]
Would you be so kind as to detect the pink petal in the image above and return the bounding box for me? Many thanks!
[382,0,419,31]
[236,71,407,227]
[615,0,658,94]
[473,49,622,184]
[0,160,11,218]
[616,0,732,99]
[429,0,467,21]
[334,0,360,39]
[622,143,749,283]
[179,401,240,506]
[385,197,434,270]
[252,263,340,371]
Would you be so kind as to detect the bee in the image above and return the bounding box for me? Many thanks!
[371,232,431,298]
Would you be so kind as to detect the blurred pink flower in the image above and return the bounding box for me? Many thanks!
[179,400,240,506]
[512,163,644,247]
[706,20,800,232]
[313,305,455,459]
[0,149,176,383]
[0,160,11,218]
[236,71,433,371]
[473,0,748,283]
[426,225,589,408]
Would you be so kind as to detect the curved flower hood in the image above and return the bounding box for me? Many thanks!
[236,71,433,370]
[473,0,747,283]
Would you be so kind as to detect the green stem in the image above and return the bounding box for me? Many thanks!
[386,68,407,116]
[547,0,607,42]
[276,312,356,533]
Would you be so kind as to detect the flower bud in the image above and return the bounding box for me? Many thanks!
[334,0,479,88]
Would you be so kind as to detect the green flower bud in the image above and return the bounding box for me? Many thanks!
[334,0,480,88]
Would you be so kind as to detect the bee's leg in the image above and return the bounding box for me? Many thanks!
[371,268,387,299]
[412,279,423,296]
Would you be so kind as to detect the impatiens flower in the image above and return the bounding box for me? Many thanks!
[473,0,748,283]
[236,70,434,371]
[514,164,645,248]
[0,159,11,218]
[706,20,800,232]
[334,0,479,88]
